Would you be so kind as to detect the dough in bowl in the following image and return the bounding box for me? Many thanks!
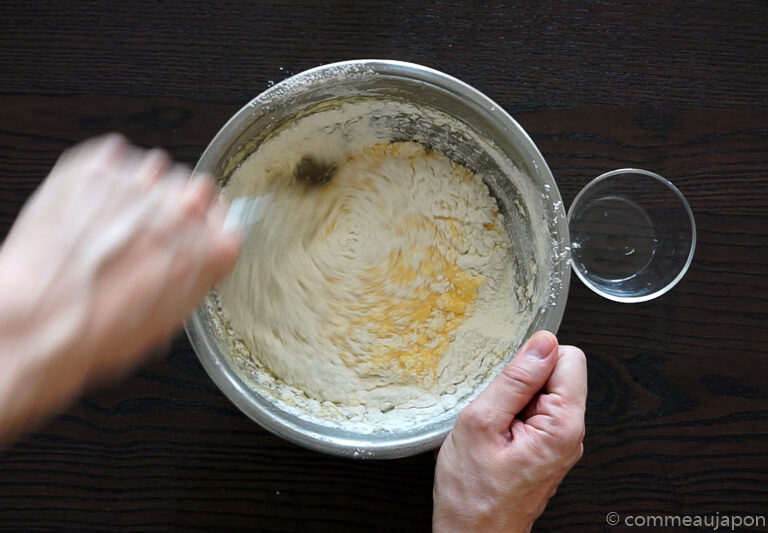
[213,101,537,431]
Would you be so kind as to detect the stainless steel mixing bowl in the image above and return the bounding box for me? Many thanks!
[185,60,570,459]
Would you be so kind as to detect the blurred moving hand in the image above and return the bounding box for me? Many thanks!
[0,136,584,532]
[0,135,240,439]
[433,331,587,532]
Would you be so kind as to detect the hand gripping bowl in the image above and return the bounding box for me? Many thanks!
[185,60,570,459]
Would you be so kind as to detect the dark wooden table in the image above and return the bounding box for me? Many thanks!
[1,1,767,531]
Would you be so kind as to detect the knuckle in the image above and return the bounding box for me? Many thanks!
[105,132,127,144]
[499,363,537,391]
[547,392,568,412]
[567,443,584,469]
[563,419,585,449]
[577,422,586,443]
[179,196,200,218]
[144,148,171,171]
[457,401,495,433]
[540,417,584,457]
[147,147,169,159]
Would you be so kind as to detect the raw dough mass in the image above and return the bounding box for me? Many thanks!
[214,101,537,431]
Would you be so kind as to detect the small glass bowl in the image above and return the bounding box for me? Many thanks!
[567,168,696,303]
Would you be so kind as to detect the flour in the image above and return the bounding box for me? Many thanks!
[209,100,540,433]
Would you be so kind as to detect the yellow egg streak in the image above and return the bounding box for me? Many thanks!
[341,244,483,380]
[332,143,498,382]
[316,142,504,384]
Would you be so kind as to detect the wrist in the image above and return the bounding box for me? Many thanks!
[432,489,535,533]
[433,513,532,533]
[0,251,88,441]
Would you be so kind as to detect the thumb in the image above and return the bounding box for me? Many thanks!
[461,330,558,436]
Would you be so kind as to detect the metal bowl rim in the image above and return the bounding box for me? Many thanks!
[186,59,570,458]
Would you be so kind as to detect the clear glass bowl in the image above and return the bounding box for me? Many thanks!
[567,168,696,302]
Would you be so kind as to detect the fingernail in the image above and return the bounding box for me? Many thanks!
[524,331,555,359]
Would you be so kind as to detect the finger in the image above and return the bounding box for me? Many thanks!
[520,391,545,421]
[211,234,241,280]
[53,134,129,188]
[136,148,172,187]
[165,202,239,310]
[115,145,154,193]
[159,164,192,223]
[68,133,128,165]
[92,133,129,154]
[204,202,242,281]
[461,331,558,436]
[164,163,191,188]
[180,172,216,217]
[514,346,587,456]
[544,345,587,411]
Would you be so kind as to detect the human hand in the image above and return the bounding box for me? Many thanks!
[433,331,587,532]
[0,134,239,436]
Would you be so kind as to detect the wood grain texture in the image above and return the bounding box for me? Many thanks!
[1,1,767,531]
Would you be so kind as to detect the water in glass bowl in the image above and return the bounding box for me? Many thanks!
[567,169,695,303]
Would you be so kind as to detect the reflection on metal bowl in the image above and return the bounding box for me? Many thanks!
[185,60,570,459]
